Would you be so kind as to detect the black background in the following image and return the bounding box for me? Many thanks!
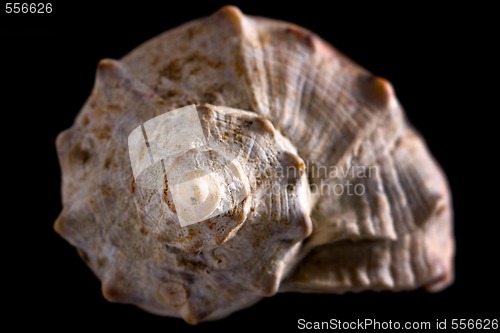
[2,1,497,331]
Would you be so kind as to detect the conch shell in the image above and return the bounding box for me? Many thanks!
[55,6,454,323]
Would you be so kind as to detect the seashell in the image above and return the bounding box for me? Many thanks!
[55,6,454,324]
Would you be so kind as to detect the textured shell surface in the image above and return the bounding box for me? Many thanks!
[55,6,454,324]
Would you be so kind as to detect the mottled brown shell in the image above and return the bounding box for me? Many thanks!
[55,6,453,323]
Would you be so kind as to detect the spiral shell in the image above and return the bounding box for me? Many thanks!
[55,6,453,323]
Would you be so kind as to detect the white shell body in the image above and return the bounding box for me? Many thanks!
[55,6,454,324]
